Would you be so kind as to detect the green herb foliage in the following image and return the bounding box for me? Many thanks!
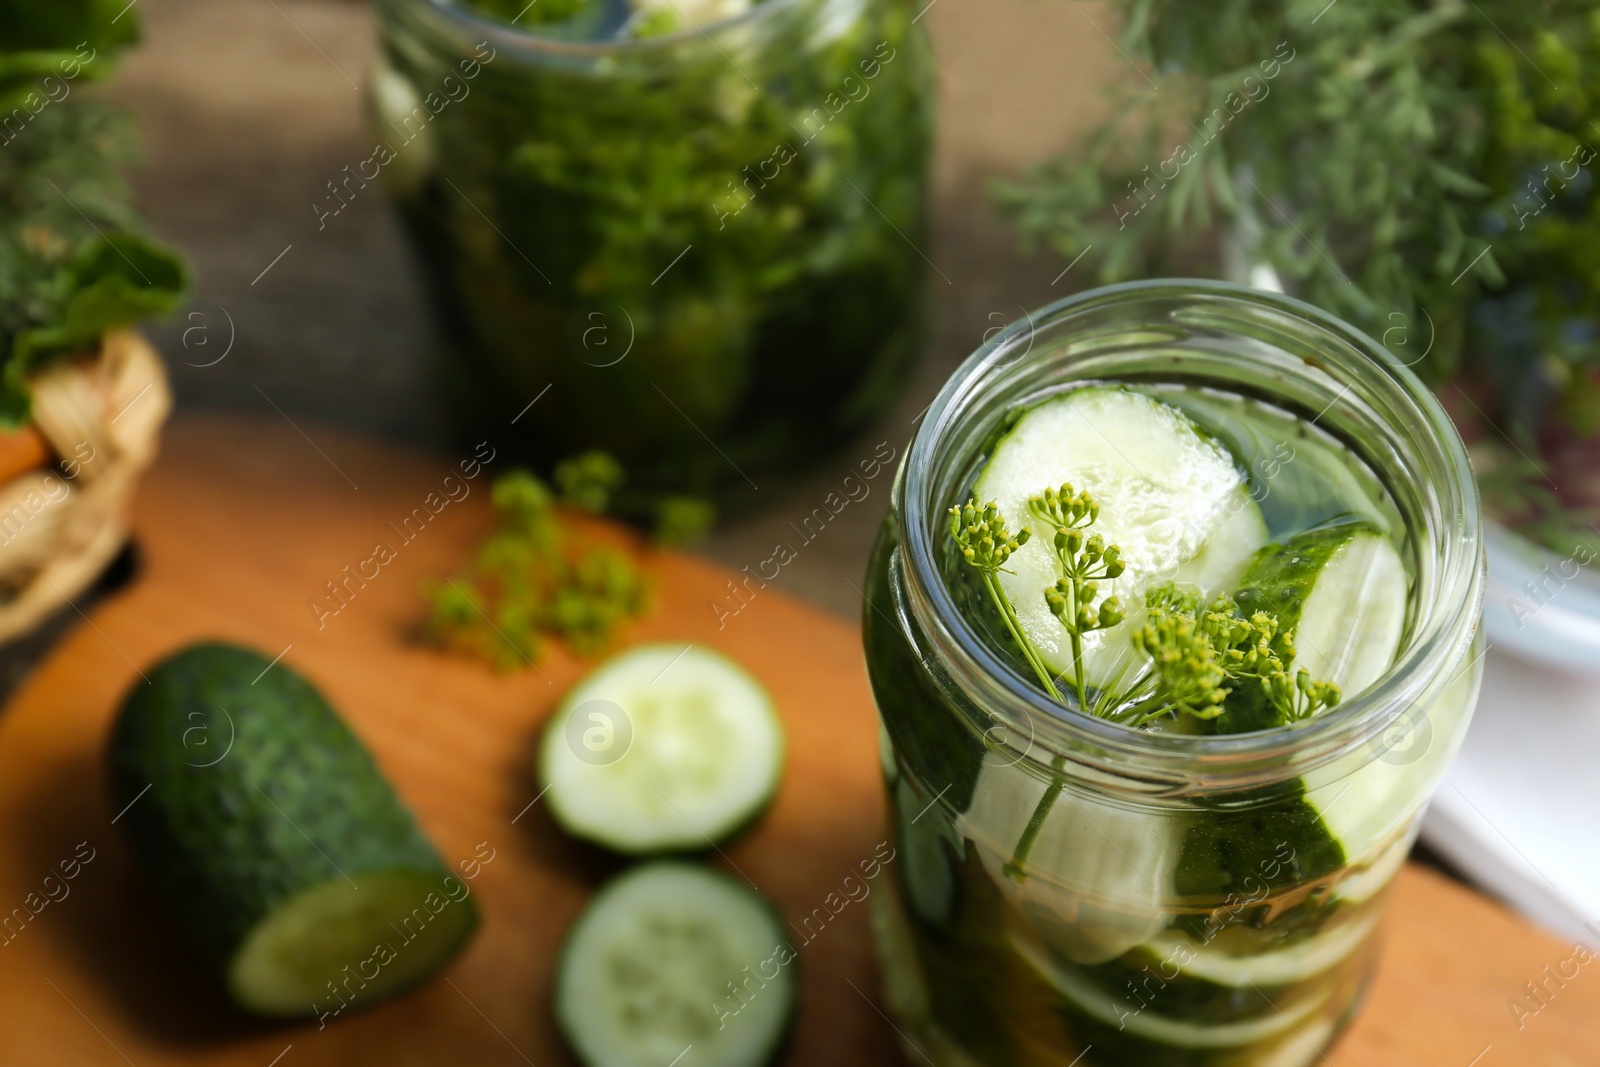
[948,484,1339,729]
[0,0,135,103]
[379,0,932,498]
[949,497,1051,693]
[1131,585,1340,727]
[950,483,1340,879]
[463,0,591,27]
[1030,483,1126,709]
[995,0,1600,554]
[0,0,188,426]
[423,452,714,668]
[651,494,718,548]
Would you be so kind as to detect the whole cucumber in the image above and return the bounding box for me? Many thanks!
[108,642,478,1019]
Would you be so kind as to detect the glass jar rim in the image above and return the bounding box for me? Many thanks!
[895,278,1485,786]
[391,0,808,58]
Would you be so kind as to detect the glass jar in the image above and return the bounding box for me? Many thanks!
[863,280,1485,1066]
[368,0,934,503]
[1232,247,1600,677]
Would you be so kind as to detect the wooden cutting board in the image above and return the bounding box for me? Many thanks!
[0,416,1592,1067]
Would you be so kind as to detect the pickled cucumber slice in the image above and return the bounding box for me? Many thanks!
[1174,525,1411,906]
[1013,932,1328,1048]
[1332,833,1411,904]
[1075,928,1355,1027]
[973,386,1269,691]
[1144,909,1380,988]
[1221,524,1419,869]
[1174,781,1347,899]
[1156,387,1400,537]
[964,760,1183,965]
[1307,646,1481,865]
[1221,523,1408,733]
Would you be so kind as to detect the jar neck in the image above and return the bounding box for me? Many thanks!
[373,0,857,71]
[895,279,1484,794]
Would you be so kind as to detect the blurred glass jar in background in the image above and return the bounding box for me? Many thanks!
[368,0,934,503]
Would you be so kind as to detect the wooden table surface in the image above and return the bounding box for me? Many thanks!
[0,417,1595,1066]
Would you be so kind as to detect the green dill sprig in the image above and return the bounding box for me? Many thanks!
[993,1,1494,380]
[1127,585,1233,723]
[995,0,1600,557]
[422,458,652,669]
[555,451,625,513]
[948,497,1058,696]
[1264,667,1342,723]
[652,495,718,548]
[945,489,1341,728]
[1123,583,1340,727]
[950,487,1118,880]
[948,486,1343,883]
[1030,484,1126,709]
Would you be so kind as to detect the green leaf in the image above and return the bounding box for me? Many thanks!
[652,494,716,547]
[554,450,625,513]
[12,232,188,367]
[0,0,138,106]
[0,366,32,430]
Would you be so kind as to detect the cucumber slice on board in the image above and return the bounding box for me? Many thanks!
[539,644,785,854]
[972,386,1269,690]
[555,863,795,1067]
[963,760,1183,964]
[108,643,478,1018]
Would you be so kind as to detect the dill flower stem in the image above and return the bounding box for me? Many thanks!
[985,572,1060,697]
[1063,556,1090,711]
[1004,756,1067,883]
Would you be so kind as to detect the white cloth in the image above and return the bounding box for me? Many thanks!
[1422,646,1600,943]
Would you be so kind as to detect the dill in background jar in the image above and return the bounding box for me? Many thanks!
[368,0,934,505]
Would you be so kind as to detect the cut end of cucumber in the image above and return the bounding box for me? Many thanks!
[556,863,795,1067]
[227,870,478,1017]
[1306,649,1480,862]
[1289,529,1407,699]
[540,644,785,854]
[972,386,1268,690]
[1210,523,1409,739]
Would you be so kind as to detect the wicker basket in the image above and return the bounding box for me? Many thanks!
[0,329,170,644]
